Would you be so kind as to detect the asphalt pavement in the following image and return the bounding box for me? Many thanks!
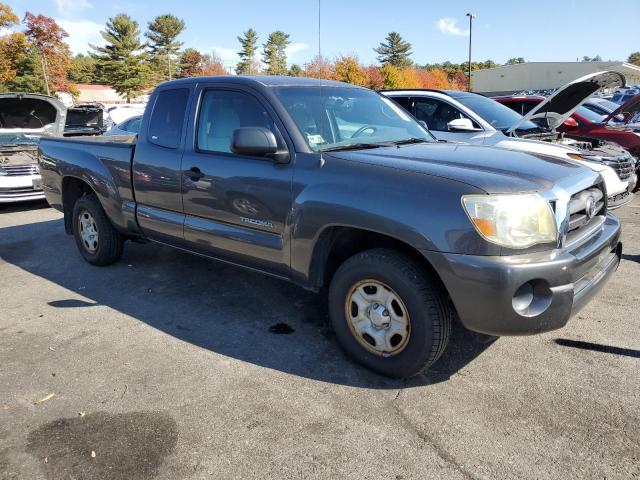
[1,197,639,480]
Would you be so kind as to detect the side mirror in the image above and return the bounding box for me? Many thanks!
[231,127,289,163]
[447,118,479,132]
[562,117,579,129]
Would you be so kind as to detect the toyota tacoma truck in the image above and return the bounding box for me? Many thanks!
[1,93,66,204]
[38,76,622,378]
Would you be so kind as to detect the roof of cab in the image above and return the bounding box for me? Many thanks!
[158,75,360,89]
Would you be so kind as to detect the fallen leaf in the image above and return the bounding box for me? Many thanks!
[90,451,96,459]
[48,346,56,351]
[44,457,48,464]
[79,411,86,417]
[35,393,55,404]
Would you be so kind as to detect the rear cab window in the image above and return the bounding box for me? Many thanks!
[147,88,190,148]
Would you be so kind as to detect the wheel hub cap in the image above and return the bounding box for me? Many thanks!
[345,280,411,357]
[78,211,99,253]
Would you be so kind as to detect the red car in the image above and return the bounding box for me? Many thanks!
[495,95,640,164]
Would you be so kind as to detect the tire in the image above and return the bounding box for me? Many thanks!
[328,248,452,378]
[72,194,124,266]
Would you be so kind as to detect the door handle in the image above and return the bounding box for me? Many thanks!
[186,167,205,181]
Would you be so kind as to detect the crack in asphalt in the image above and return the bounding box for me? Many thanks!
[391,384,477,480]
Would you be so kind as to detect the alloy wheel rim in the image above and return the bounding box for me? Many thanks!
[78,210,99,253]
[344,279,411,357]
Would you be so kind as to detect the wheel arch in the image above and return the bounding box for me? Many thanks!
[61,176,96,234]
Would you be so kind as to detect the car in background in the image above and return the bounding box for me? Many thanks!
[612,87,639,105]
[583,98,625,122]
[104,115,142,137]
[64,103,112,137]
[0,93,66,204]
[382,75,635,209]
[495,92,640,188]
[106,104,145,126]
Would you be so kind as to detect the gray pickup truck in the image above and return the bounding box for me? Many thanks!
[38,76,622,377]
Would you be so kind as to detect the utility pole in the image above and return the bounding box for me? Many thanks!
[466,13,475,92]
[318,0,321,59]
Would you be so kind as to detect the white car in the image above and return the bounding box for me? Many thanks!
[0,93,66,204]
[382,72,634,209]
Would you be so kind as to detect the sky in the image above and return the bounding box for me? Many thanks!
[7,0,640,70]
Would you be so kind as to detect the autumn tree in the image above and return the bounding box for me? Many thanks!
[24,12,72,94]
[305,54,334,80]
[236,28,260,75]
[145,14,185,81]
[363,66,384,90]
[201,51,227,76]
[178,48,203,77]
[627,52,640,66]
[262,31,290,75]
[380,64,402,89]
[334,55,367,86]
[374,32,412,68]
[0,3,18,28]
[92,14,151,102]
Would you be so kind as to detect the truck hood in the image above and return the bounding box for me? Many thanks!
[327,142,592,194]
[506,71,626,133]
[0,93,66,138]
[604,93,640,124]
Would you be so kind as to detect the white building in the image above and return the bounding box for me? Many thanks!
[471,62,640,95]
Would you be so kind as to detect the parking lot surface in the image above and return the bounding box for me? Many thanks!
[1,199,639,480]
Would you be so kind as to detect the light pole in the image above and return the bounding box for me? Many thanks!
[466,13,475,92]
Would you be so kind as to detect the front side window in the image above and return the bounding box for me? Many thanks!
[413,98,479,131]
[147,88,190,149]
[197,90,276,154]
[127,117,142,133]
[274,86,433,151]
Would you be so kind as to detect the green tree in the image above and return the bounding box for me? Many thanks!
[236,28,259,75]
[581,55,602,62]
[627,52,640,66]
[506,57,525,65]
[145,14,185,81]
[68,54,96,83]
[288,63,303,76]
[262,31,290,75]
[91,14,151,102]
[374,32,412,67]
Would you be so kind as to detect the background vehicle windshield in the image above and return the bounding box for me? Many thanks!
[274,86,434,151]
[0,133,40,145]
[455,94,539,131]
[575,106,607,123]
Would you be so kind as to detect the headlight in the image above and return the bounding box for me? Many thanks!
[462,193,557,249]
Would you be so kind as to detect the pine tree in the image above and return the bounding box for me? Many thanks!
[236,28,259,75]
[374,32,412,68]
[262,31,290,75]
[145,14,185,81]
[178,48,203,77]
[91,14,151,102]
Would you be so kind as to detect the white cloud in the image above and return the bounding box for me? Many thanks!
[55,0,93,16]
[56,18,104,55]
[437,18,469,36]
[210,47,240,68]
[286,42,310,57]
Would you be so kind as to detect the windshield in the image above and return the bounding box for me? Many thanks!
[0,133,41,145]
[454,94,539,131]
[273,86,434,151]
[575,105,607,123]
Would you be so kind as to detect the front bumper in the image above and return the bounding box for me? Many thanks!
[0,174,45,204]
[422,214,622,336]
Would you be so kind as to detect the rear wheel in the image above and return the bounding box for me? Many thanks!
[328,248,452,378]
[72,194,124,266]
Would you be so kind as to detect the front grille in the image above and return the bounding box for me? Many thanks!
[0,186,39,194]
[567,186,605,234]
[603,156,635,181]
[0,164,39,176]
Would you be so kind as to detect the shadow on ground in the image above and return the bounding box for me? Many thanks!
[0,217,494,389]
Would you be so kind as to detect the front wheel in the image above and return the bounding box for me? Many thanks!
[328,249,452,378]
[72,194,124,266]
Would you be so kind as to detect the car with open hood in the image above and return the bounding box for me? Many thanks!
[381,77,635,209]
[0,93,66,204]
[64,103,112,137]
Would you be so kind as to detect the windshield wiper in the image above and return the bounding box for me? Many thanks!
[320,142,388,152]
[391,137,430,146]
